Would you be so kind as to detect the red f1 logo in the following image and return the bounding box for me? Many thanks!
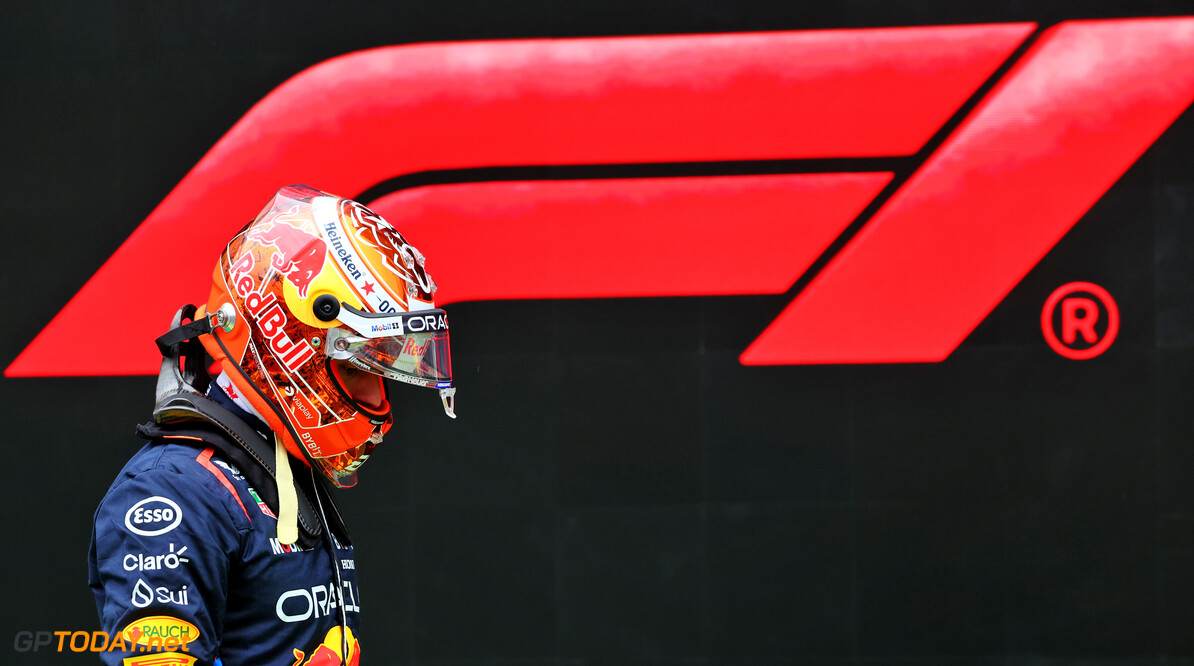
[7,18,1194,376]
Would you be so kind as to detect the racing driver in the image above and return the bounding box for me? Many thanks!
[88,184,456,665]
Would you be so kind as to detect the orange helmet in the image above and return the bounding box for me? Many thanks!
[199,184,454,488]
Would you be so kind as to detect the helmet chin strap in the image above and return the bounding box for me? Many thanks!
[212,370,299,546]
[274,434,300,546]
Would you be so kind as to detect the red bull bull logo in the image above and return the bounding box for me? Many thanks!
[291,625,360,666]
[247,219,328,298]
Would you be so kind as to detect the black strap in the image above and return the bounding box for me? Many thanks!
[154,304,215,394]
[155,315,214,356]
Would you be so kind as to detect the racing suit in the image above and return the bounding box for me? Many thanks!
[88,385,362,665]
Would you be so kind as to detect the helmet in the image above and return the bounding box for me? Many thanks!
[198,184,455,488]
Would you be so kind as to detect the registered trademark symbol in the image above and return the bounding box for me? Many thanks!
[1041,282,1119,360]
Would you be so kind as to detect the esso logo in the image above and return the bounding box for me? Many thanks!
[124,497,183,536]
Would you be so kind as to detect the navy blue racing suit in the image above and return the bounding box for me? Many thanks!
[88,389,362,665]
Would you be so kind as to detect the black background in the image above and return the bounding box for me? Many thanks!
[3,0,1193,663]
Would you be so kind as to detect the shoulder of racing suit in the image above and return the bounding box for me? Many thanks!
[88,436,362,665]
[139,390,350,550]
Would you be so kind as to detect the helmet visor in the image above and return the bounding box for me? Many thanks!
[325,310,453,390]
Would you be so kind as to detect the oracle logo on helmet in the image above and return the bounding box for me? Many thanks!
[370,312,447,336]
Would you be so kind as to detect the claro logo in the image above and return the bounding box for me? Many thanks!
[7,18,1194,376]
